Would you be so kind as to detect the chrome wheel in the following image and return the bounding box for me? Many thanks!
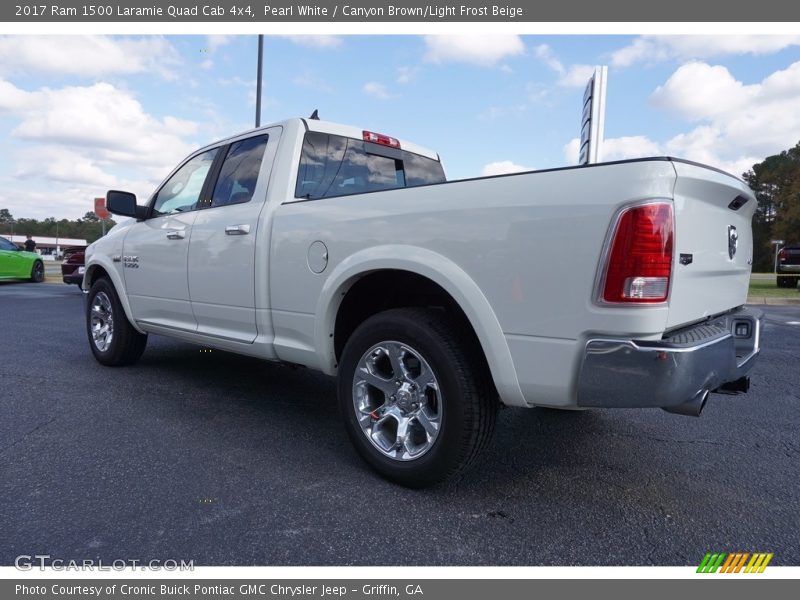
[90,291,114,352]
[352,341,442,461]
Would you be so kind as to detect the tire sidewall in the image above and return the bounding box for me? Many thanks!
[31,261,44,283]
[338,311,471,486]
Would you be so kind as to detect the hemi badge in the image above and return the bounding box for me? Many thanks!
[112,255,121,262]
[679,253,693,266]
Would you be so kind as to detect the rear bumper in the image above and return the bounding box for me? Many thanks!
[61,266,85,285]
[577,306,762,410]
[777,265,800,274]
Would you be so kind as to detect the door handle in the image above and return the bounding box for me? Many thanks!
[166,230,185,240]
[225,224,251,235]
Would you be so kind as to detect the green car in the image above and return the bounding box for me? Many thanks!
[0,236,45,282]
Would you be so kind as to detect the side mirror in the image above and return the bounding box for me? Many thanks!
[106,190,149,220]
[106,190,139,218]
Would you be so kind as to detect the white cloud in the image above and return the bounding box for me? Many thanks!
[561,59,800,176]
[0,79,202,219]
[650,62,753,120]
[206,35,232,52]
[481,160,533,176]
[558,64,596,88]
[292,72,333,93]
[280,35,343,49]
[362,82,393,100]
[1,81,197,168]
[563,136,661,165]
[533,44,564,74]
[611,35,800,67]
[652,60,800,167]
[0,35,181,79]
[14,146,116,188]
[423,35,525,67]
[532,44,596,88]
[397,66,419,84]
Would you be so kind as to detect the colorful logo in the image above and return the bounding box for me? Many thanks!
[697,552,773,573]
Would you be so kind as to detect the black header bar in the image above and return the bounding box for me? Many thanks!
[3,0,800,22]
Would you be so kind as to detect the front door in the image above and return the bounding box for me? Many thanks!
[123,148,218,331]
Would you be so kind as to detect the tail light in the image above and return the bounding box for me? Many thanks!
[778,249,787,262]
[601,202,674,303]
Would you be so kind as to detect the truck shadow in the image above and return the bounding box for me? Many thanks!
[106,337,610,491]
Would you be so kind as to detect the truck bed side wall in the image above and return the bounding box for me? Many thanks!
[269,161,677,407]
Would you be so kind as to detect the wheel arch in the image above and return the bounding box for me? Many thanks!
[84,259,145,334]
[315,245,526,407]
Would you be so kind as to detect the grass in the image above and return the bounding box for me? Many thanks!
[748,273,800,299]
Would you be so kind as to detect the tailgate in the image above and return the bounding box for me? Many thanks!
[667,161,756,330]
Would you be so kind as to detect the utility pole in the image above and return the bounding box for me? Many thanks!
[255,34,263,127]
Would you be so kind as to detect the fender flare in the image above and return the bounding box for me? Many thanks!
[84,258,145,335]
[313,245,527,407]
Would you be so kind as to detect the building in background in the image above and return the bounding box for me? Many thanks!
[7,235,87,259]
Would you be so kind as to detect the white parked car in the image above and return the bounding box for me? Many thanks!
[84,117,761,486]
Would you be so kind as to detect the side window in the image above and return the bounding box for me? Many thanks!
[0,237,17,251]
[211,134,269,208]
[152,148,217,217]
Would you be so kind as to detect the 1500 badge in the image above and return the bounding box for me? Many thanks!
[123,256,139,269]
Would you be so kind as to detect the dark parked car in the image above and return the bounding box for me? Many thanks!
[61,248,85,286]
[777,244,800,288]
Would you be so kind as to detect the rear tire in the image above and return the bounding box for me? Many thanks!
[86,277,147,366]
[777,276,798,288]
[338,307,497,487]
[30,260,44,283]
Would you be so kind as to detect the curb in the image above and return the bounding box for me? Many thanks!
[747,297,800,306]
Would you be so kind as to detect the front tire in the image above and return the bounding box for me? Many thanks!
[30,260,44,283]
[338,308,497,487]
[86,277,147,366]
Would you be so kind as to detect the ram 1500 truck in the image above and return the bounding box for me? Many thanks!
[84,117,762,486]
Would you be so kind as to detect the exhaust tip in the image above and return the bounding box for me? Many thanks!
[663,390,709,417]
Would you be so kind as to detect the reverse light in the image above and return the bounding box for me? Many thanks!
[601,202,674,304]
[363,130,401,149]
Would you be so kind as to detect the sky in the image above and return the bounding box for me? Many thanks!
[1,34,800,220]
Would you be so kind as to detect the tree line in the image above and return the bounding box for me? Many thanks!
[744,141,800,272]
[0,209,116,244]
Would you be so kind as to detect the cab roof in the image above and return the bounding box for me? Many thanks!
[207,117,440,161]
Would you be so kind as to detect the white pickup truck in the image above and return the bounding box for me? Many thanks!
[84,116,762,486]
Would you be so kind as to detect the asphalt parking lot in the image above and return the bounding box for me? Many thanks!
[1,282,798,566]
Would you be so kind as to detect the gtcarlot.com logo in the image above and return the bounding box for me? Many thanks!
[697,552,773,573]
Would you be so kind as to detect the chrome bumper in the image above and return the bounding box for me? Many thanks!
[777,265,800,273]
[577,307,762,410]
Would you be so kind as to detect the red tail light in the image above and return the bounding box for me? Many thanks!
[778,249,787,262]
[601,202,674,303]
[363,130,400,149]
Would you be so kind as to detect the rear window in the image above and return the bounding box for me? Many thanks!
[295,132,445,200]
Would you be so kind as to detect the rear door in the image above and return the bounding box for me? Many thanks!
[187,128,280,343]
[667,161,757,329]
